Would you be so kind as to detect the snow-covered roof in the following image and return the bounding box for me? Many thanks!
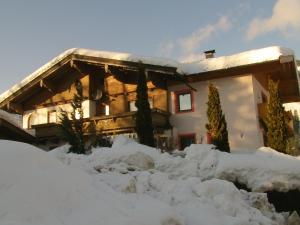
[0,46,295,104]
[181,46,294,74]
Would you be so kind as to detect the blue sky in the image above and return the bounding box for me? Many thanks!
[0,0,300,93]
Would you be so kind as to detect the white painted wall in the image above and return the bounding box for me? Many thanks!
[23,100,96,129]
[168,75,264,150]
[251,76,269,145]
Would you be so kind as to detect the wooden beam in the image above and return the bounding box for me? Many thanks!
[281,94,300,103]
[72,54,177,74]
[70,60,85,75]
[7,102,23,114]
[40,79,55,92]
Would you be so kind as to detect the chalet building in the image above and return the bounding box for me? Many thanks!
[0,46,299,150]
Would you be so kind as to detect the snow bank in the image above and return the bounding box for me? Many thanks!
[0,110,22,129]
[2,136,299,225]
[0,140,183,225]
[49,136,300,224]
[184,145,300,192]
[51,135,300,194]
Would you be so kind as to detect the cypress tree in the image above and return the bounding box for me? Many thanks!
[266,79,288,153]
[60,79,86,154]
[135,65,155,147]
[205,83,230,152]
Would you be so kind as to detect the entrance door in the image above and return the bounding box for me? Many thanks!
[178,133,196,150]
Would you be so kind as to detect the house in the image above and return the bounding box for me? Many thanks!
[0,46,299,150]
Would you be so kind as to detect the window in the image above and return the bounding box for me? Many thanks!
[129,99,153,112]
[28,113,38,129]
[48,110,57,123]
[105,105,110,116]
[178,133,196,150]
[174,90,194,113]
[129,101,137,112]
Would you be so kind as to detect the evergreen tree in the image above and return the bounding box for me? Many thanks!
[266,79,288,153]
[60,79,86,154]
[135,65,155,147]
[206,83,230,152]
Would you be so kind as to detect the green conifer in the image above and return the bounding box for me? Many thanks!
[206,83,230,152]
[266,79,288,153]
[60,79,86,154]
[135,65,155,147]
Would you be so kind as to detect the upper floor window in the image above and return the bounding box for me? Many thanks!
[129,98,153,112]
[48,110,57,123]
[175,90,194,113]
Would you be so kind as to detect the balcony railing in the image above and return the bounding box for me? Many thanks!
[33,108,170,139]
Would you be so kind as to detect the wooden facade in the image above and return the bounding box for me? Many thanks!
[0,56,175,148]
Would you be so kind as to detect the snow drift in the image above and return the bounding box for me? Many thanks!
[0,140,182,225]
[2,136,300,225]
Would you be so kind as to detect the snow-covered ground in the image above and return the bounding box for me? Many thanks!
[1,136,300,225]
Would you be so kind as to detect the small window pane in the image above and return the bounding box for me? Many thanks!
[105,105,110,116]
[129,101,137,111]
[48,111,57,123]
[178,93,192,111]
[129,99,153,112]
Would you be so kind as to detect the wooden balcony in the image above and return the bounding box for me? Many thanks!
[33,123,62,139]
[89,108,170,134]
[33,108,170,139]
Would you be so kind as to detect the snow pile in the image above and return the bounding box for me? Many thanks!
[2,136,300,225]
[50,136,300,224]
[182,145,300,192]
[0,109,22,129]
[0,140,183,225]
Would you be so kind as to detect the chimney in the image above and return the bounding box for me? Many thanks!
[204,49,215,59]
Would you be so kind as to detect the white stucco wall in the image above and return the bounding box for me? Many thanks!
[168,75,264,150]
[251,76,269,145]
[23,100,96,129]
